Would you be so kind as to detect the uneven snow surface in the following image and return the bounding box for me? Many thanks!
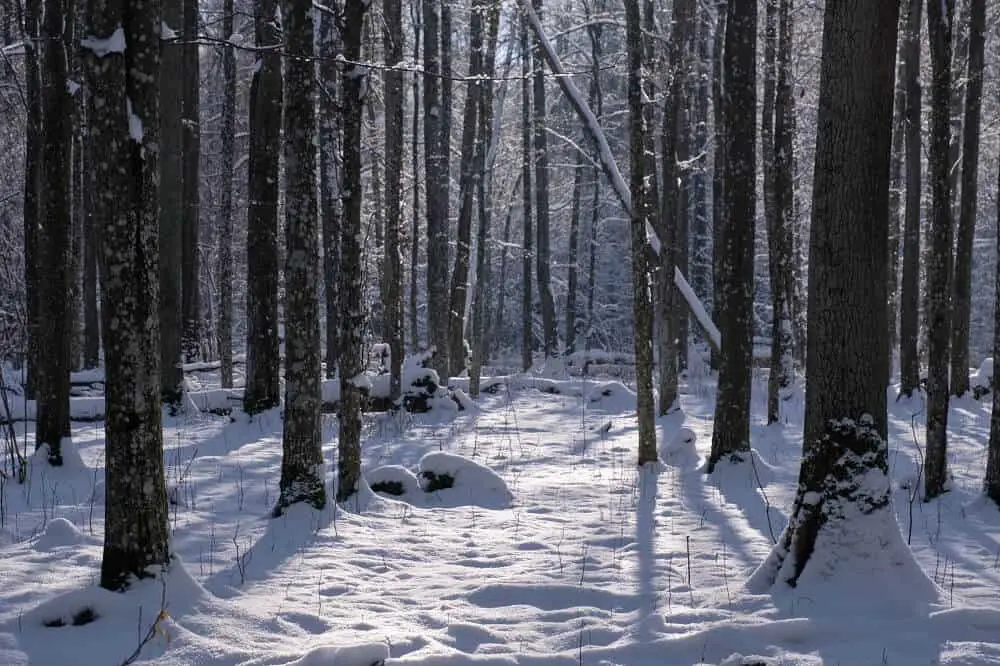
[1,362,1000,664]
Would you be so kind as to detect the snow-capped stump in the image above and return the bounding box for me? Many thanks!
[971,357,993,399]
[366,465,422,498]
[661,427,700,469]
[34,518,93,551]
[289,642,389,666]
[417,451,513,509]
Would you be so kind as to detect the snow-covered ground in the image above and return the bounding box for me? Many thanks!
[2,360,1000,665]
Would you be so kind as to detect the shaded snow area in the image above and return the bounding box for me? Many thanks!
[2,363,1000,664]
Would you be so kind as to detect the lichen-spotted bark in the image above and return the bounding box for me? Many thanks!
[85,0,171,590]
[244,0,282,415]
[337,0,366,504]
[751,0,900,590]
[276,0,325,514]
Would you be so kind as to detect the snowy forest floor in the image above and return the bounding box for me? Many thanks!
[2,361,1000,665]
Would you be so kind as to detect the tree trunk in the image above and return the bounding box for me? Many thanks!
[319,11,340,379]
[217,0,235,389]
[276,0,325,514]
[243,0,282,415]
[85,0,171,589]
[22,0,41,400]
[949,0,984,398]
[708,0,755,471]
[520,14,534,373]
[985,153,1000,505]
[887,5,906,378]
[83,149,100,369]
[690,5,711,308]
[532,0,556,360]
[383,0,404,402]
[924,0,954,501]
[565,154,583,357]
[624,0,657,465]
[181,0,201,363]
[709,1,726,371]
[409,0,421,353]
[424,0,450,380]
[35,0,72,464]
[337,0,366,504]
[898,0,921,397]
[749,0,901,590]
[584,15,603,354]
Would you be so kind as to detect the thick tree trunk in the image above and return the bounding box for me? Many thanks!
[217,0,236,389]
[532,0,556,360]
[83,155,100,370]
[924,0,954,501]
[949,0,984,398]
[750,0,901,590]
[276,0,325,514]
[624,0,657,465]
[383,0,404,401]
[23,0,40,400]
[337,0,365,504]
[85,0,171,589]
[898,0,922,397]
[986,155,1000,505]
[520,15,534,373]
[244,0,282,415]
[318,11,341,379]
[181,0,201,363]
[708,0,755,471]
[158,0,183,405]
[35,0,72,464]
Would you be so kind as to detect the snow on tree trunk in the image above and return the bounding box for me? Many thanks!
[243,0,282,415]
[276,0,325,514]
[84,0,171,589]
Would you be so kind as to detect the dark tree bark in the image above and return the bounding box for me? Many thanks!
[924,0,954,501]
[690,5,711,308]
[181,0,201,363]
[35,0,72,464]
[986,153,1000,505]
[949,0,984,398]
[84,0,171,589]
[337,0,366,503]
[532,0,556,360]
[898,0,922,398]
[709,1,726,371]
[584,13,603,354]
[243,0,282,415]
[22,0,40,400]
[276,0,325,514]
[83,156,101,370]
[409,0,421,353]
[707,0,755,471]
[519,14,533,373]
[624,0,657,465]
[383,0,404,401]
[749,0,900,590]
[565,153,584,357]
[423,0,450,380]
[217,0,236,389]
[158,0,183,405]
[887,5,906,377]
[318,11,341,379]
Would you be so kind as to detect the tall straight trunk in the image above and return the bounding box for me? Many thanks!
[243,0,282,414]
[898,0,922,397]
[217,0,236,389]
[22,0,40,399]
[423,0,450,380]
[950,0,984,398]
[690,6,711,306]
[565,154,583,357]
[383,0,404,401]
[36,0,72,463]
[493,195,515,358]
[469,1,500,396]
[762,0,778,421]
[675,88,691,372]
[84,0,171,589]
[276,0,325,514]
[158,0,183,404]
[924,0,954,501]
[532,0,556,359]
[70,87,84,375]
[181,0,201,362]
[447,0,484,378]
[83,149,100,369]
[440,1,452,195]
[409,1,421,353]
[624,0,657,464]
[519,15,534,373]
[887,5,907,377]
[708,0,755,471]
[709,1,726,369]
[319,12,341,378]
[986,150,1000,505]
[584,15,603,354]
[337,0,366,503]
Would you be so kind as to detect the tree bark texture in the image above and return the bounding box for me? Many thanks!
[217,0,236,389]
[532,0,556,360]
[520,14,534,373]
[319,11,341,379]
[181,0,201,363]
[383,0,404,401]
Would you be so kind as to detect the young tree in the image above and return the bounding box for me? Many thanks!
[924,0,954,500]
[337,0,366,503]
[532,0,556,360]
[707,0,755,472]
[749,0,902,590]
[243,0,282,415]
[276,0,325,514]
[519,13,534,373]
[950,0,984,398]
[35,0,72,464]
[83,0,171,589]
[217,0,236,389]
[383,0,404,401]
[898,0,921,398]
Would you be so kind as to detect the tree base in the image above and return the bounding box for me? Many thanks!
[273,473,326,517]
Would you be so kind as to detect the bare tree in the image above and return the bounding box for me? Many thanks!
[181,0,201,363]
[319,10,341,379]
[898,0,921,398]
[532,0,556,360]
[84,0,171,589]
[986,148,1000,506]
[217,0,236,389]
[22,0,40,399]
[520,12,533,372]
[383,0,404,401]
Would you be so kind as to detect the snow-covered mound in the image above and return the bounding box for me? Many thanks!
[366,465,422,498]
[33,518,93,551]
[661,427,700,469]
[417,452,513,509]
[288,642,388,666]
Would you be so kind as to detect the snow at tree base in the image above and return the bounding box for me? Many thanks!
[3,362,1000,664]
